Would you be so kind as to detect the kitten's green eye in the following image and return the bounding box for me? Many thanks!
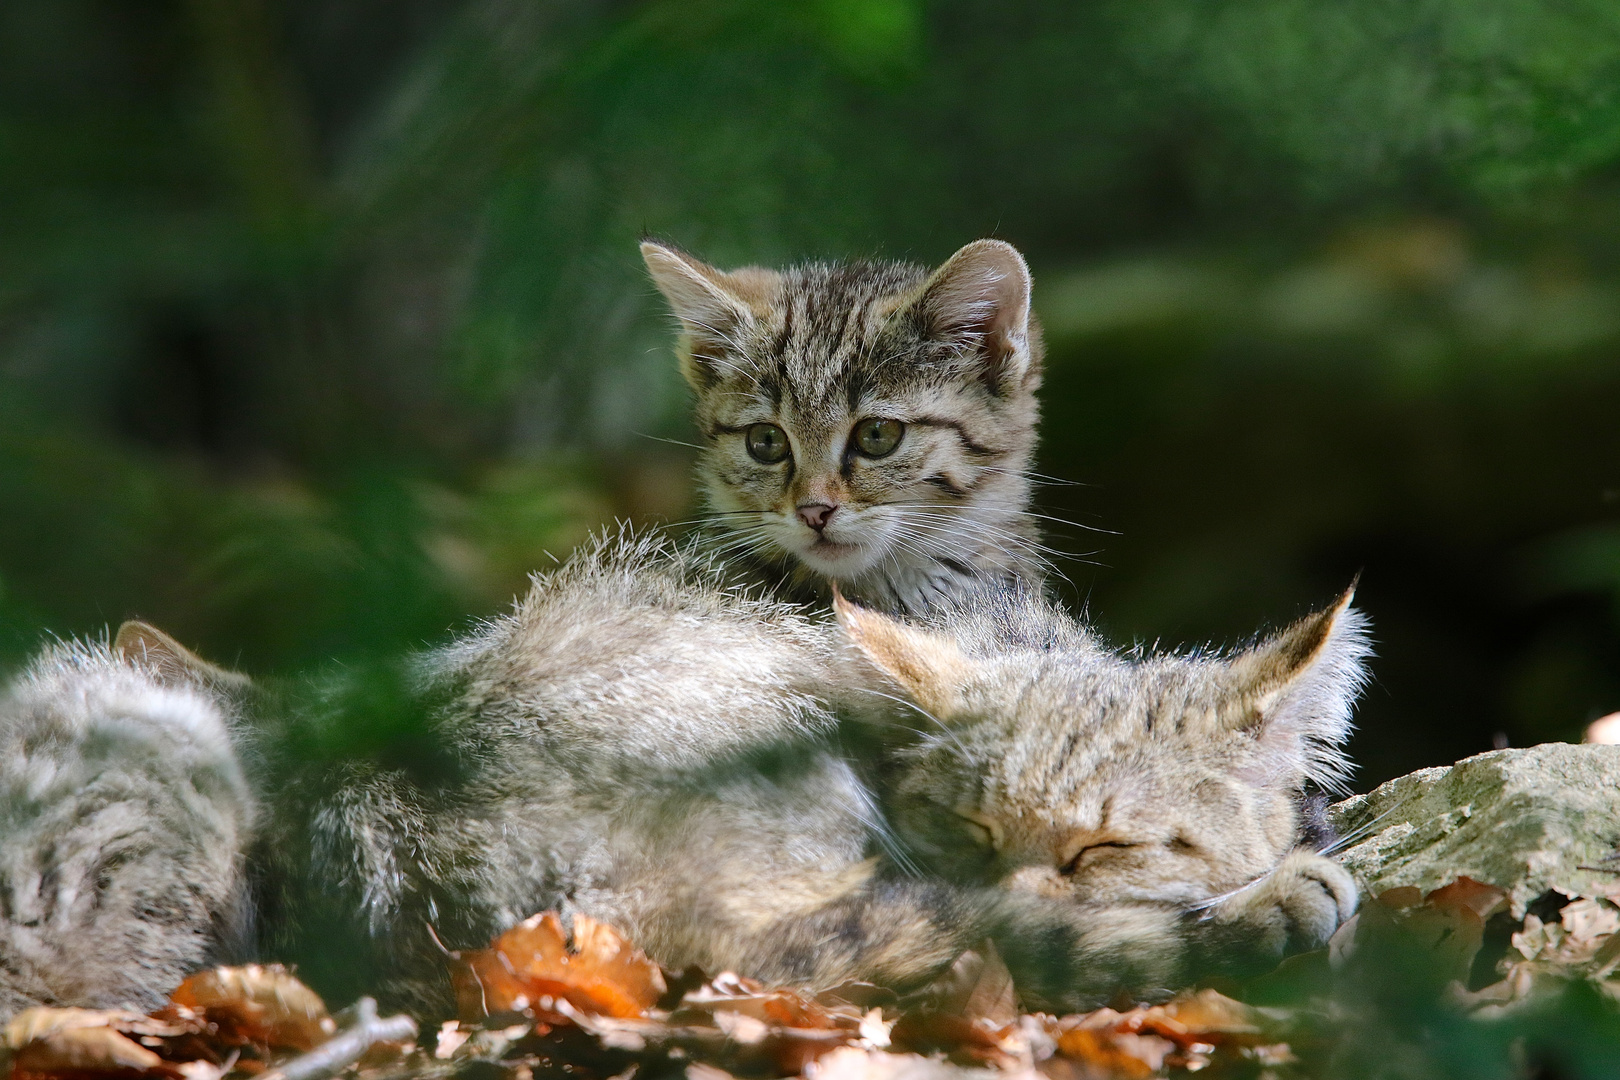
[851,417,904,458]
[745,423,791,463]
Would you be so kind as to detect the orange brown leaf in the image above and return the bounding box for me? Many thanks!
[168,966,334,1052]
[452,912,666,1023]
[1424,877,1509,923]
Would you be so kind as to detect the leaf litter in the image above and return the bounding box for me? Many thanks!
[12,882,1620,1080]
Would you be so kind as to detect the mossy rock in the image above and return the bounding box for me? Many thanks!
[1330,743,1620,917]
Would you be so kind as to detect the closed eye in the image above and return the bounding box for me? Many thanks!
[954,809,1002,849]
[1060,841,1139,876]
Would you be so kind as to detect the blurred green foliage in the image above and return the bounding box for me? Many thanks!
[1,0,1618,786]
[1234,888,1620,1080]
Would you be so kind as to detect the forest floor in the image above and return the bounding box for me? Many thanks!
[7,878,1620,1080]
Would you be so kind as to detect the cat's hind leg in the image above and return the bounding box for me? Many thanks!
[0,625,255,1018]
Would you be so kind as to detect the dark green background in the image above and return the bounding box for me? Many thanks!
[3,0,1618,789]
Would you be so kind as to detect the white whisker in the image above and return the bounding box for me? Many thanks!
[634,432,706,451]
[850,686,971,760]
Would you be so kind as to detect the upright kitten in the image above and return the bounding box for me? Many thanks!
[643,240,1045,616]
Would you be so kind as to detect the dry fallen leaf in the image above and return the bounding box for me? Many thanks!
[12,1027,168,1075]
[434,1021,469,1060]
[450,912,667,1022]
[885,946,1023,1068]
[802,1045,980,1080]
[1509,895,1620,972]
[1424,877,1510,923]
[673,973,876,1074]
[1041,990,1277,1077]
[917,945,1017,1032]
[1,967,352,1080]
[1332,880,1505,992]
[169,965,335,1051]
[1456,890,1620,1014]
[682,973,851,1032]
[1131,989,1267,1048]
[432,913,1308,1079]
[4,1008,186,1050]
[1051,1023,1169,1079]
[3,1005,216,1080]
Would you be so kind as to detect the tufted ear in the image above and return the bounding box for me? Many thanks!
[833,590,971,719]
[1217,583,1371,793]
[907,239,1040,396]
[641,241,778,389]
[114,620,251,693]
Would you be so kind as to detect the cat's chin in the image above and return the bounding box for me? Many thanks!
[792,537,878,578]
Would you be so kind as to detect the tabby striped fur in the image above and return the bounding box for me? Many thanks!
[644,240,1045,616]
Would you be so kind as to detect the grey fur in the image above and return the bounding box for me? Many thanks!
[0,638,255,1016]
[253,531,961,1011]
[0,532,1370,1018]
[258,533,1370,1013]
[644,240,1046,616]
[847,581,1372,997]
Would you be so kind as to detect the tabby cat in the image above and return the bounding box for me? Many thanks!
[643,239,1045,616]
[0,531,1367,1018]
[0,623,255,1020]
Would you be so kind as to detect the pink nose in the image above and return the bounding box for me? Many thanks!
[796,503,837,531]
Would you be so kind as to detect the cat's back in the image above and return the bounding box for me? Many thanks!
[426,529,880,771]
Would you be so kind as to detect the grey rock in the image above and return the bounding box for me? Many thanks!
[1329,743,1620,917]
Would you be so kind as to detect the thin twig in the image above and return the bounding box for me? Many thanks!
[258,998,418,1080]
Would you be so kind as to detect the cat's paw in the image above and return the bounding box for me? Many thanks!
[1212,850,1358,959]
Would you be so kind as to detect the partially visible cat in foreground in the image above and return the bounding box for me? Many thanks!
[643,239,1045,615]
[0,533,1367,1020]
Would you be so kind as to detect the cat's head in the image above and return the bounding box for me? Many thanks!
[837,585,1370,908]
[642,240,1043,600]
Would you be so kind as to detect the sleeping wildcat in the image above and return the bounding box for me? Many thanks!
[643,239,1046,616]
[0,531,1366,1018]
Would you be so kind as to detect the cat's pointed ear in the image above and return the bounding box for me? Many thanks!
[115,620,251,693]
[1218,583,1371,791]
[641,241,776,389]
[834,590,970,718]
[912,239,1040,396]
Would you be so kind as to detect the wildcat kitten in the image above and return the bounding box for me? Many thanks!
[0,623,255,1017]
[839,581,1369,985]
[643,240,1045,616]
[261,531,1364,1013]
[0,533,1367,1019]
